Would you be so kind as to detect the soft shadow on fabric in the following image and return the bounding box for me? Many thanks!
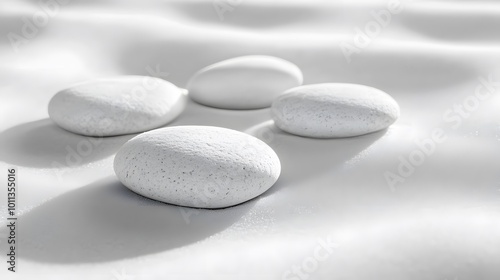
[0,177,252,263]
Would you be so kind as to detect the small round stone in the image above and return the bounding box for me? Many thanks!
[48,76,187,136]
[187,55,303,109]
[271,83,400,138]
[113,126,281,209]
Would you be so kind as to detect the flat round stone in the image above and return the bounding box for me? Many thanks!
[113,126,281,209]
[48,76,187,136]
[271,83,400,138]
[187,55,303,109]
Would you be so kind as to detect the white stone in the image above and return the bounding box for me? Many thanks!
[271,83,400,138]
[48,76,187,136]
[187,55,303,109]
[113,126,281,209]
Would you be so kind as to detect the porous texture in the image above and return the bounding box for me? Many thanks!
[187,55,303,109]
[113,126,281,209]
[271,83,400,138]
[48,76,187,136]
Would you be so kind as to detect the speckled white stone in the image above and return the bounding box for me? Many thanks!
[48,76,187,136]
[113,126,281,209]
[187,55,303,109]
[271,83,400,138]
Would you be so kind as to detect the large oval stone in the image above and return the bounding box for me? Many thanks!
[113,126,281,209]
[271,83,400,138]
[48,76,186,136]
[187,55,303,109]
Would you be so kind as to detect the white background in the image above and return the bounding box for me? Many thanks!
[1,0,500,279]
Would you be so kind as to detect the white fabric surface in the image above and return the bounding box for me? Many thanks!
[1,0,500,279]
